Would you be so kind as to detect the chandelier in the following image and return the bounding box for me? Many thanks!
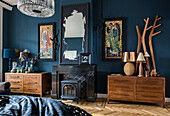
[17,0,55,18]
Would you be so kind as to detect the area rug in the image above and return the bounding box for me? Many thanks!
[62,98,170,116]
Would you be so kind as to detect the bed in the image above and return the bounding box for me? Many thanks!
[0,95,91,116]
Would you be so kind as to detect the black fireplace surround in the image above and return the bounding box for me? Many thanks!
[51,65,97,102]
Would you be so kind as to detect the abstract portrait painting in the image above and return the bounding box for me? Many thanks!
[38,23,56,61]
[104,18,124,60]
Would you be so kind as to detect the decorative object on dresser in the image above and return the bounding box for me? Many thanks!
[149,15,162,76]
[136,52,146,77]
[5,72,51,97]
[3,49,16,72]
[38,23,56,61]
[103,18,125,60]
[136,15,162,76]
[136,17,151,73]
[122,52,136,76]
[107,75,165,108]
[19,51,37,73]
[11,62,17,73]
[52,65,96,102]
[20,49,30,58]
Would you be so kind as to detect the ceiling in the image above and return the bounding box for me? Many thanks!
[2,0,17,5]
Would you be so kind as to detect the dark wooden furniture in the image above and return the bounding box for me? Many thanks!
[107,75,165,108]
[5,72,51,97]
[61,79,81,104]
[52,65,96,102]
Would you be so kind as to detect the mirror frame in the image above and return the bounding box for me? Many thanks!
[60,3,90,64]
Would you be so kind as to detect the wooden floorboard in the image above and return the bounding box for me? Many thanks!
[61,98,170,116]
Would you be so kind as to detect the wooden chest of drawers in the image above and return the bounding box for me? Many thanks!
[5,72,51,97]
[108,75,165,108]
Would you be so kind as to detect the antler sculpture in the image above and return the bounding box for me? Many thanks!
[149,15,161,75]
[136,18,152,73]
[51,30,60,50]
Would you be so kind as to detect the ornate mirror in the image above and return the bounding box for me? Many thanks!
[60,3,89,64]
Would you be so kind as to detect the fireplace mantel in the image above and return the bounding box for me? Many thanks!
[52,65,97,102]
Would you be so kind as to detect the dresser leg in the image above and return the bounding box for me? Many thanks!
[162,102,165,108]
[49,91,51,95]
[40,94,43,97]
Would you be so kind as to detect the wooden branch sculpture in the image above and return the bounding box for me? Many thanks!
[135,25,142,74]
[136,18,152,73]
[149,15,161,76]
[142,18,152,72]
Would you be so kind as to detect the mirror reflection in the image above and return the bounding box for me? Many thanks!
[63,10,86,60]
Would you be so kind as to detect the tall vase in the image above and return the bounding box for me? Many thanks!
[30,63,34,72]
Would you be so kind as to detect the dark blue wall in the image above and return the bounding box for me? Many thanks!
[3,0,170,97]
[3,0,93,72]
[93,0,170,96]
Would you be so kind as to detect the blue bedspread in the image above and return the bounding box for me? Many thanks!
[0,96,91,116]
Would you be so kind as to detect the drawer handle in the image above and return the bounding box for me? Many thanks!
[142,95,158,98]
[141,87,159,89]
[138,81,160,84]
[28,89,37,91]
[11,87,20,89]
[114,93,129,96]
[10,81,20,83]
[27,82,37,84]
[11,76,19,78]
[115,80,131,83]
[116,86,130,89]
[29,77,37,78]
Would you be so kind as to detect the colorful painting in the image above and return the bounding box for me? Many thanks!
[104,18,124,59]
[38,23,56,61]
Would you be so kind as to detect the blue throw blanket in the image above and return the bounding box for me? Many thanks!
[0,96,91,116]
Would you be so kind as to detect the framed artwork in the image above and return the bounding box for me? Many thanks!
[38,23,56,61]
[104,18,124,60]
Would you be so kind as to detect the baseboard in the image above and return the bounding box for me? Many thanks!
[97,93,107,98]
[97,93,170,102]
[165,98,170,102]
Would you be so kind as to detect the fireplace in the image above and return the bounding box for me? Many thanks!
[52,65,97,102]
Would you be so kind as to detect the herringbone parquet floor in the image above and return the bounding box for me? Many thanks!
[62,99,170,116]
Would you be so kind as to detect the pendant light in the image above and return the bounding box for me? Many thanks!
[17,0,55,18]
